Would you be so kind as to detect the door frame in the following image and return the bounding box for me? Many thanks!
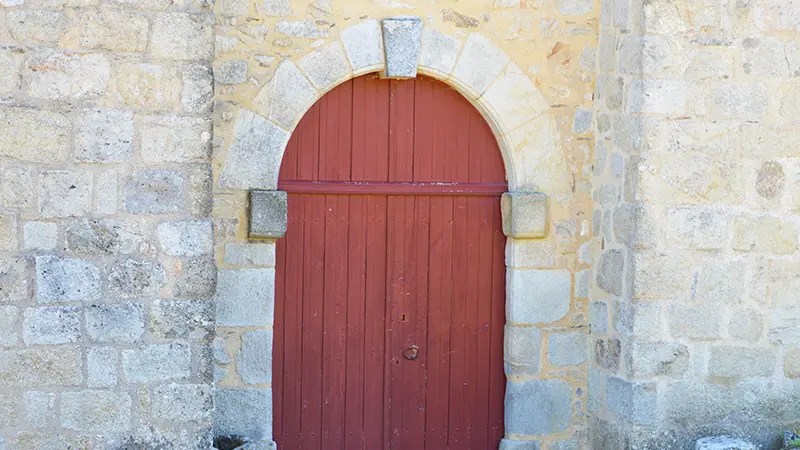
[214,18,576,448]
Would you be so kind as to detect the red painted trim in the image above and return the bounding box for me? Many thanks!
[278,180,507,196]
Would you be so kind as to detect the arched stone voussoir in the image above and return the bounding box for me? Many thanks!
[341,19,385,76]
[417,28,463,81]
[219,109,289,190]
[253,59,320,132]
[449,33,511,100]
[502,114,570,197]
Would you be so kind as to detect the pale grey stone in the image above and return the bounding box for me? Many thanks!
[66,219,141,255]
[214,388,272,440]
[381,17,422,78]
[220,0,248,15]
[598,31,616,73]
[107,258,165,297]
[78,7,149,52]
[0,393,19,429]
[728,309,762,342]
[0,256,31,305]
[157,220,213,257]
[23,306,81,345]
[613,300,659,338]
[263,0,291,15]
[500,440,540,450]
[0,306,17,347]
[36,255,101,303]
[596,249,624,296]
[548,332,587,366]
[138,115,212,163]
[589,301,607,334]
[238,329,273,385]
[152,384,212,422]
[87,347,118,388]
[150,13,214,61]
[186,163,213,217]
[182,65,214,114]
[24,391,56,429]
[224,243,276,266]
[554,0,592,15]
[419,29,461,77]
[664,207,729,250]
[275,20,327,38]
[504,326,541,376]
[626,340,689,379]
[709,346,774,378]
[61,390,131,433]
[3,167,35,208]
[664,381,734,430]
[75,109,133,163]
[507,270,571,324]
[695,436,757,450]
[124,170,185,214]
[756,161,785,200]
[605,377,657,425]
[594,141,607,176]
[95,170,118,215]
[506,240,556,269]
[576,270,590,298]
[769,311,800,345]
[631,251,694,300]
[341,19,383,73]
[39,170,93,218]
[618,36,671,74]
[150,299,213,339]
[501,192,547,239]
[7,10,68,44]
[505,379,570,435]
[0,108,70,163]
[298,42,350,90]
[0,213,17,252]
[25,49,110,101]
[0,346,82,387]
[587,367,601,412]
[452,33,510,96]
[709,83,769,119]
[23,222,57,250]
[85,303,145,343]
[0,48,23,95]
[174,256,217,299]
[216,268,275,326]
[214,337,231,364]
[612,115,660,154]
[573,107,592,134]
[667,305,721,339]
[255,61,317,130]
[250,191,287,239]
[215,60,248,85]
[610,153,624,179]
[220,110,290,190]
[628,79,690,114]
[552,440,579,450]
[122,343,191,382]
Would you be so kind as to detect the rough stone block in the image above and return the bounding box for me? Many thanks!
[224,243,276,266]
[87,347,118,388]
[695,436,757,450]
[0,213,17,251]
[596,249,624,296]
[587,367,602,412]
[238,329,273,385]
[697,258,746,304]
[23,221,57,250]
[506,269,571,324]
[499,440,540,450]
[0,48,23,95]
[85,303,145,343]
[0,256,31,305]
[124,170,185,214]
[275,20,328,38]
[219,110,290,190]
[0,392,19,429]
[95,170,119,215]
[784,348,800,378]
[25,49,110,101]
[628,79,690,114]
[554,0,592,14]
[214,60,248,85]
[552,440,579,450]
[150,13,214,61]
[0,108,70,163]
[605,377,657,425]
[733,215,798,255]
[0,346,82,386]
[152,384,212,423]
[613,300,659,338]
[253,60,317,130]
[23,306,81,345]
[575,270,590,298]
[182,65,214,114]
[122,343,191,383]
[770,311,800,345]
[501,192,547,238]
[381,17,422,78]
[39,170,93,218]
[728,309,763,342]
[589,301,607,334]
[3,167,35,208]
[216,268,275,326]
[138,115,212,163]
[418,28,462,78]
[263,0,292,15]
[505,240,555,269]
[214,388,272,440]
[548,332,587,366]
[341,19,384,75]
[504,325,541,376]
[174,256,217,299]
[618,36,671,75]
[157,220,213,257]
[107,258,165,297]
[150,299,213,339]
[505,379,571,435]
[451,33,510,97]
[626,340,689,379]
[631,251,694,300]
[483,63,548,131]
[709,346,774,378]
[0,305,17,347]
[78,7,149,52]
[36,255,101,303]
[667,304,721,339]
[66,219,141,256]
[61,390,131,433]
[106,63,181,110]
[709,83,769,119]
[24,391,55,429]
[7,10,68,44]
[665,207,729,250]
[250,191,287,239]
[298,42,350,90]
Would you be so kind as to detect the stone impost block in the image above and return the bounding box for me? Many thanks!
[250,190,288,239]
[501,192,547,239]
[381,18,423,79]
[214,388,272,441]
[505,379,571,435]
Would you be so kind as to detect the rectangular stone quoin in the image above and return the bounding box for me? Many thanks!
[381,17,423,79]
[250,190,287,239]
[501,192,547,238]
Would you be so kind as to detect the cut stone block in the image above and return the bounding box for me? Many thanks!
[250,190,288,239]
[501,192,547,238]
[381,17,423,78]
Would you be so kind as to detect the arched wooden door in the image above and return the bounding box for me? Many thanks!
[273,74,507,450]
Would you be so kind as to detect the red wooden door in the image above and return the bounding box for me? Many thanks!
[273,74,507,450]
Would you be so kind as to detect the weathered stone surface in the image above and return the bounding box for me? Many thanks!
[238,329,273,385]
[75,109,134,163]
[504,325,541,376]
[66,219,141,255]
[174,256,217,299]
[0,48,23,95]
[733,215,798,255]
[613,300,659,338]
[505,379,571,435]
[501,192,547,239]
[709,346,774,378]
[220,110,289,189]
[298,42,350,90]
[0,346,82,386]
[755,161,785,200]
[506,240,556,269]
[0,305,18,347]
[182,65,214,114]
[39,170,93,218]
[554,0,592,15]
[664,381,733,427]
[507,269,571,324]
[626,340,689,379]
[596,249,624,296]
[106,63,181,109]
[24,391,55,429]
[95,170,118,215]
[85,303,145,343]
[709,83,769,119]
[150,13,214,61]
[255,62,317,131]
[0,213,17,251]
[628,79,690,114]
[0,256,31,305]
[589,301,607,333]
[78,7,149,52]
[214,388,272,440]
[3,167,34,208]
[500,440,540,450]
[25,49,110,101]
[152,384,212,422]
[216,268,275,326]
[728,309,763,342]
[695,436,757,450]
[665,208,729,250]
[618,36,671,75]
[122,343,191,382]
[124,170,185,214]
[157,220,213,257]
[551,440,579,450]
[697,258,745,305]
[631,251,694,300]
[573,107,592,134]
[418,28,461,77]
[785,349,800,378]
[87,346,118,388]
[769,311,800,345]
[441,9,479,28]
[381,17,422,78]
[263,0,291,15]
[36,255,101,303]
[483,63,549,131]
[0,108,70,163]
[107,258,165,297]
[667,305,721,339]
[275,19,327,38]
[0,392,20,429]
[61,390,131,433]
[150,299,212,339]
[341,19,383,74]
[605,377,657,425]
[214,59,248,85]
[7,10,68,44]
[250,190,287,239]
[224,243,276,266]
[23,306,81,345]
[452,33,510,96]
[548,331,587,366]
